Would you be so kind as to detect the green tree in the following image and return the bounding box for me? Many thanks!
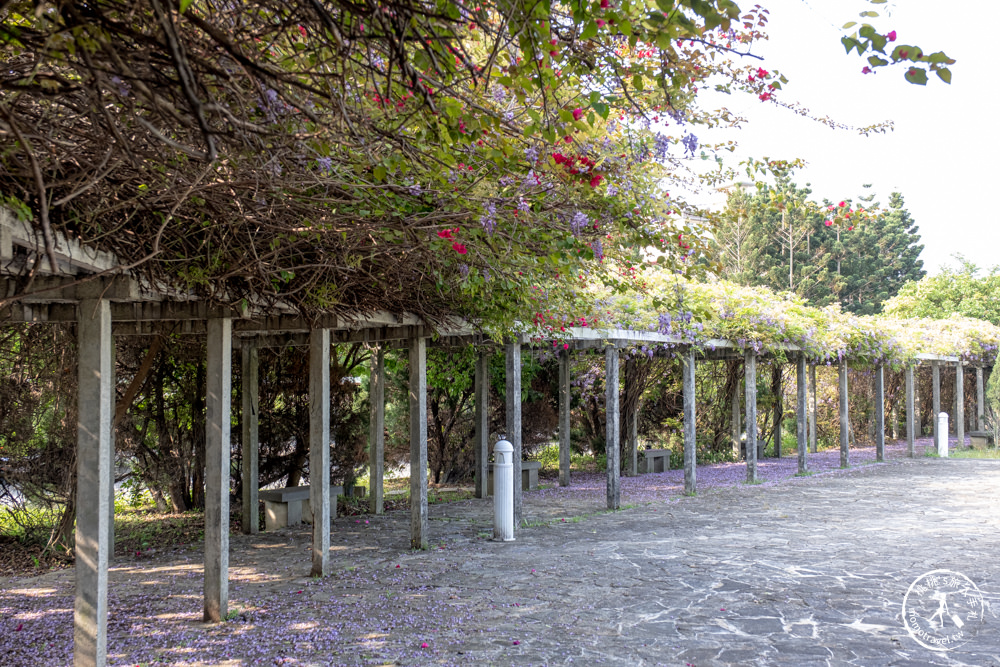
[883,256,1000,324]
[837,192,925,315]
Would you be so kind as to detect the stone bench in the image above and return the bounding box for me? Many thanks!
[259,485,364,531]
[969,430,994,449]
[488,460,541,494]
[642,448,670,474]
[258,486,311,531]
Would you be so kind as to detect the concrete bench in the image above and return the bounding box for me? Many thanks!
[642,448,670,474]
[969,430,994,449]
[258,486,311,531]
[488,460,541,494]
[260,485,361,531]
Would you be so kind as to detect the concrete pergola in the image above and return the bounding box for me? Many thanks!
[0,210,988,667]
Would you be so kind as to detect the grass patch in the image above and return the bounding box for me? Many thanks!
[944,448,1000,459]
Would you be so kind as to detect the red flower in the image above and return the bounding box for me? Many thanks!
[572,107,583,121]
[589,174,604,188]
[847,226,854,231]
[564,135,572,143]
[298,25,307,36]
[838,201,846,208]
[549,50,558,57]
[452,242,468,254]
[601,0,609,7]
[887,30,897,42]
[758,92,772,101]
[596,19,606,27]
[437,229,453,239]
[552,153,567,164]
[824,220,832,227]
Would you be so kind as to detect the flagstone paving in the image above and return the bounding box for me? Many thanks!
[4,442,1000,666]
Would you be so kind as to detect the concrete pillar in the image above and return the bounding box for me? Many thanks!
[559,350,571,487]
[906,365,915,457]
[796,355,807,475]
[492,440,514,541]
[107,342,116,561]
[309,329,330,577]
[605,345,620,509]
[240,342,259,535]
[744,350,758,483]
[369,347,385,514]
[808,364,818,453]
[730,371,741,460]
[875,365,885,462]
[839,362,849,468]
[409,337,428,549]
[623,358,638,477]
[937,412,949,457]
[682,350,696,495]
[204,317,232,623]
[473,350,489,499]
[628,403,639,477]
[772,364,782,458]
[504,341,522,526]
[932,362,941,445]
[74,299,112,667]
[977,366,985,431]
[956,363,965,447]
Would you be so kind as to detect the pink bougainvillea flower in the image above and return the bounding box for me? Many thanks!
[549,50,558,57]
[513,640,520,645]
[596,19,606,27]
[887,30,897,42]
[452,243,468,254]
[420,642,429,649]
[838,201,846,207]
[862,66,872,74]
[437,229,453,239]
[15,623,23,631]
[848,225,854,231]
[589,174,604,188]
[824,220,832,227]
[395,564,401,568]
[572,107,583,121]
[563,135,572,143]
[298,25,307,36]
[552,153,567,164]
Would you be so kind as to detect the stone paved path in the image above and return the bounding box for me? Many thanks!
[3,448,1000,666]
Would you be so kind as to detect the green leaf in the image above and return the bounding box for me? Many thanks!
[905,67,928,85]
[936,67,952,84]
[592,102,610,119]
[373,165,387,182]
[859,11,879,17]
[867,55,888,67]
[842,21,857,29]
[858,24,877,39]
[632,74,644,91]
[179,0,194,13]
[841,36,861,55]
[581,21,598,41]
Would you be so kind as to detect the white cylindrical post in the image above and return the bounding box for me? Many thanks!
[937,412,949,457]
[492,439,515,541]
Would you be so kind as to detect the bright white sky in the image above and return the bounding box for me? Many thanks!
[689,0,1000,275]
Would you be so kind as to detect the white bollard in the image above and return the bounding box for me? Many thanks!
[937,412,949,458]
[493,439,515,541]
